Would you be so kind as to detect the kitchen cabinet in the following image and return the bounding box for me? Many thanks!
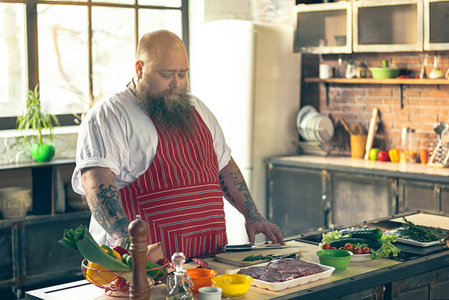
[268,155,449,236]
[267,159,397,235]
[0,160,90,298]
[399,178,449,215]
[267,164,330,236]
[331,172,397,227]
[294,1,352,54]
[424,0,449,51]
[295,0,449,53]
[353,0,422,52]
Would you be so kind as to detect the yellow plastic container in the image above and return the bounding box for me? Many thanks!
[211,274,253,298]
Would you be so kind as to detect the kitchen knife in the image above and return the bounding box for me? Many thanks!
[221,244,303,252]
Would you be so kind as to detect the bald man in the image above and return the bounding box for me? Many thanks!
[72,30,284,259]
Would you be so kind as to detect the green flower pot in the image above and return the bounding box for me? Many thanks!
[31,143,56,162]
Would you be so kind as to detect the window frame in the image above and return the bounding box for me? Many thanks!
[0,0,189,130]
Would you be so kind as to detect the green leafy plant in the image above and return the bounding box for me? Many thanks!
[16,84,59,145]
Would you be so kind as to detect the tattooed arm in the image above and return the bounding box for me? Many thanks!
[219,157,284,245]
[81,167,130,248]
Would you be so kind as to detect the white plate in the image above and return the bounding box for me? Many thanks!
[229,261,335,292]
[296,105,316,134]
[396,237,442,248]
[350,254,371,262]
[316,116,334,143]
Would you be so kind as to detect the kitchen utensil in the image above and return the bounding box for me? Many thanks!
[341,118,354,135]
[211,274,253,299]
[369,60,400,79]
[433,121,448,141]
[345,61,357,79]
[222,244,303,252]
[350,134,367,159]
[316,249,353,270]
[319,64,331,79]
[354,124,363,135]
[364,108,379,160]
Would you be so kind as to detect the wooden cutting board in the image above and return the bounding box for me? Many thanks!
[214,247,302,267]
[390,213,449,230]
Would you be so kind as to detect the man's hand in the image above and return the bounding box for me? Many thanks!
[245,212,284,245]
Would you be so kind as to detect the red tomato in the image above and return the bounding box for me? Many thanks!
[353,247,363,254]
[363,247,371,254]
[114,277,129,293]
[339,247,345,250]
[331,247,337,250]
[322,243,331,250]
[344,243,354,251]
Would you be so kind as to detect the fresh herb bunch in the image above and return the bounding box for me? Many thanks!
[397,217,447,243]
[242,254,275,261]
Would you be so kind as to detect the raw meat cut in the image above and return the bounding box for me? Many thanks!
[237,258,324,283]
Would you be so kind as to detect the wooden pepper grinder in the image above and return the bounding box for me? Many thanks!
[128,215,150,299]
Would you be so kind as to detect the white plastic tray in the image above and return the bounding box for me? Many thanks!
[229,261,335,292]
[397,237,442,248]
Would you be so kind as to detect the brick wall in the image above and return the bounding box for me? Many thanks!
[301,51,449,152]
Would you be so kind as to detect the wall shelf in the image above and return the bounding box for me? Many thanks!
[304,77,449,108]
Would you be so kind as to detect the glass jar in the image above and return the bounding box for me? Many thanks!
[400,127,418,163]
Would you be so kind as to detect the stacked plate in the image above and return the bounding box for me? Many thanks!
[296,105,334,143]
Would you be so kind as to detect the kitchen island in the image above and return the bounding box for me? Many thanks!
[26,238,449,299]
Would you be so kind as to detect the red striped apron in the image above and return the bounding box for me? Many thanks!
[120,109,227,259]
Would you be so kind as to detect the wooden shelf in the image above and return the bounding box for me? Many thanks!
[304,77,449,108]
[305,78,449,85]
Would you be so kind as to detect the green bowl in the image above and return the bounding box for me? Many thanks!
[369,67,400,79]
[316,249,353,270]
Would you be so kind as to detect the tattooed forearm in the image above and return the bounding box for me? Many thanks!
[219,168,262,224]
[86,184,129,239]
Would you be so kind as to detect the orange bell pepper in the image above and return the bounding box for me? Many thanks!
[86,245,122,286]
[389,148,400,163]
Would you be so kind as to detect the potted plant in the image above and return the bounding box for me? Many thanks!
[17,85,59,162]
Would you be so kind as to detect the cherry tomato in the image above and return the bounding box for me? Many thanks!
[339,247,345,250]
[322,243,331,250]
[344,243,354,251]
[353,247,363,254]
[114,277,129,293]
[331,247,337,250]
[363,247,371,254]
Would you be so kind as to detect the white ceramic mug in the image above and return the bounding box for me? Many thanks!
[198,286,222,300]
[319,64,331,79]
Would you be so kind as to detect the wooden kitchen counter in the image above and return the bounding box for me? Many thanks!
[26,238,449,300]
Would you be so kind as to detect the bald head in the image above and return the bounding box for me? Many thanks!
[136,30,186,63]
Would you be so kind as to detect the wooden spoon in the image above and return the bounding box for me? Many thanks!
[341,118,354,135]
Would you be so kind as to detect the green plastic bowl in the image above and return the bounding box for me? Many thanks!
[316,249,353,270]
[369,67,400,79]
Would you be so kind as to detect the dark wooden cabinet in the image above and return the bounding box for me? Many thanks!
[267,164,330,237]
[0,160,91,297]
[331,172,397,227]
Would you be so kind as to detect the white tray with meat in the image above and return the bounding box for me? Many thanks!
[228,258,335,292]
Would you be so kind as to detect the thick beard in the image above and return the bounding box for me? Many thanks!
[135,80,195,132]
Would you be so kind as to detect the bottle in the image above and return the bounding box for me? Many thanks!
[166,252,193,300]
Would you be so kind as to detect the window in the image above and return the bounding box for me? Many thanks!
[0,0,188,129]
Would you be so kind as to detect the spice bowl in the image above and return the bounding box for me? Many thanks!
[185,268,217,292]
[211,274,253,298]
